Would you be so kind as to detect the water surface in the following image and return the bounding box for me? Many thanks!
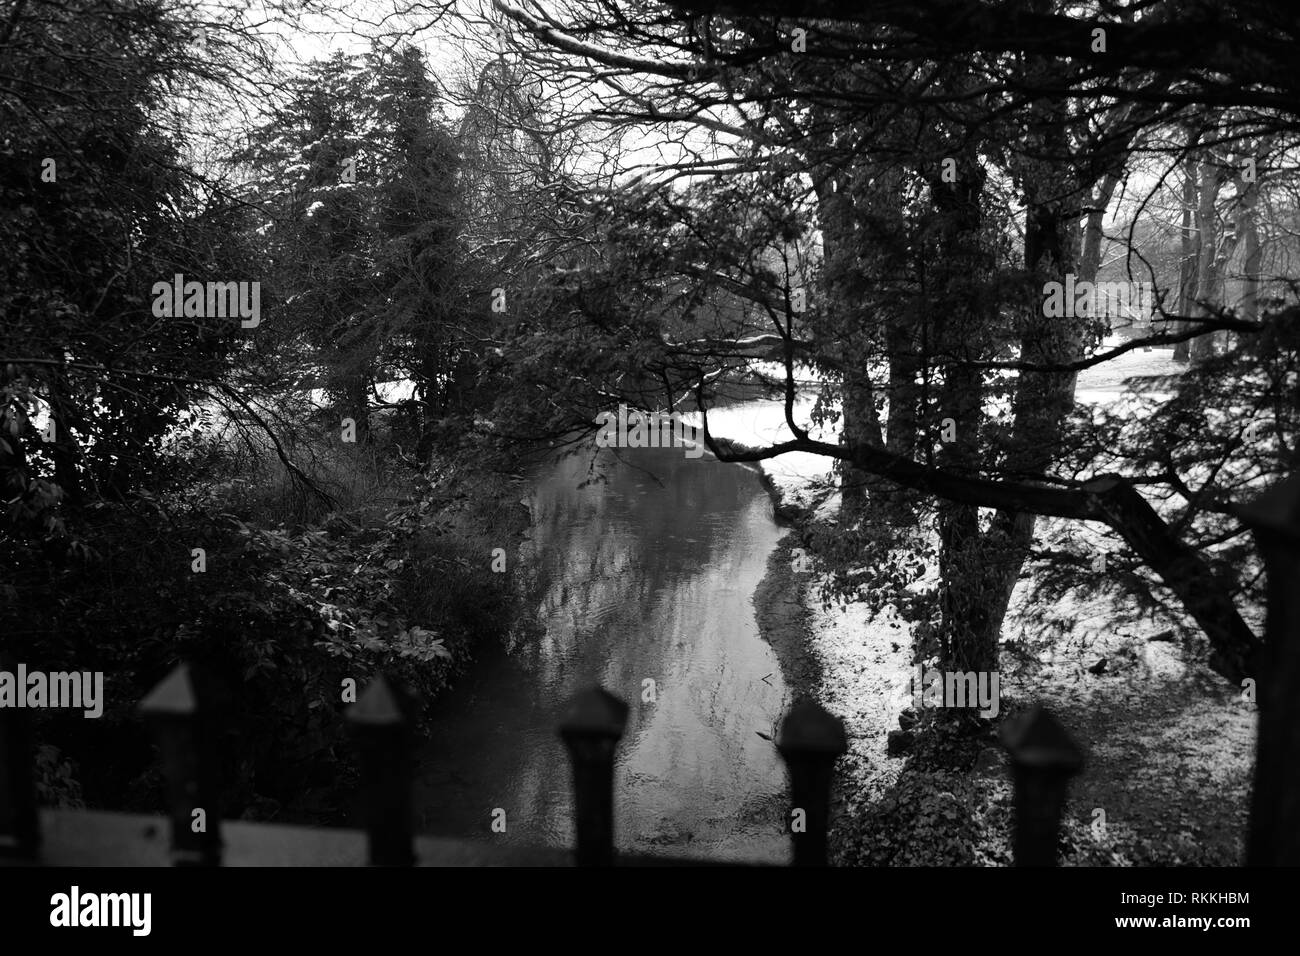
[412,443,790,862]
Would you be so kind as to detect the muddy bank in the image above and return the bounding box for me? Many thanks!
[752,535,821,694]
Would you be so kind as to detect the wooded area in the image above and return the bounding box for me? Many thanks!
[1,0,1296,865]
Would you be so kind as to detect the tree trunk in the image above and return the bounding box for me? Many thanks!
[927,147,1051,676]
[1190,159,1222,363]
[1174,157,1199,362]
[815,175,884,516]
[876,165,920,521]
[932,83,1084,677]
[1078,174,1116,283]
[1079,172,1120,330]
[1238,173,1261,328]
[346,373,371,444]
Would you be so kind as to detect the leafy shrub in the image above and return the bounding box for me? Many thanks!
[835,769,983,866]
[1,448,526,824]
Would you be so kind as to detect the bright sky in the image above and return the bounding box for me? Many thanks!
[192,0,729,188]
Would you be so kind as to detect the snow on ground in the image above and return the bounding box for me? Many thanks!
[725,345,1256,864]
[805,593,912,808]
[985,568,1256,864]
[1074,339,1181,404]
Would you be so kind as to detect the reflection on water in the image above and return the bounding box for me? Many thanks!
[412,444,791,862]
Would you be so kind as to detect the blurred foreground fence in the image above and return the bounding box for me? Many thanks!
[0,661,1091,866]
[8,467,1299,869]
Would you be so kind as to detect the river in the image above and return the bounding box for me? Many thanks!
[411,439,793,863]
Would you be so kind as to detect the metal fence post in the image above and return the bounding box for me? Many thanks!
[1240,475,1300,865]
[346,673,418,866]
[0,652,39,859]
[1000,705,1083,866]
[558,686,627,867]
[776,697,847,866]
[139,663,223,866]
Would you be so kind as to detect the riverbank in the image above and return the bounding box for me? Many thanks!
[748,463,1254,866]
[749,471,915,862]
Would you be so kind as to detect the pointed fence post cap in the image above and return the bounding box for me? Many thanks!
[776,698,847,756]
[1238,475,1300,541]
[139,663,198,717]
[346,674,416,728]
[558,686,628,740]
[999,705,1083,773]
